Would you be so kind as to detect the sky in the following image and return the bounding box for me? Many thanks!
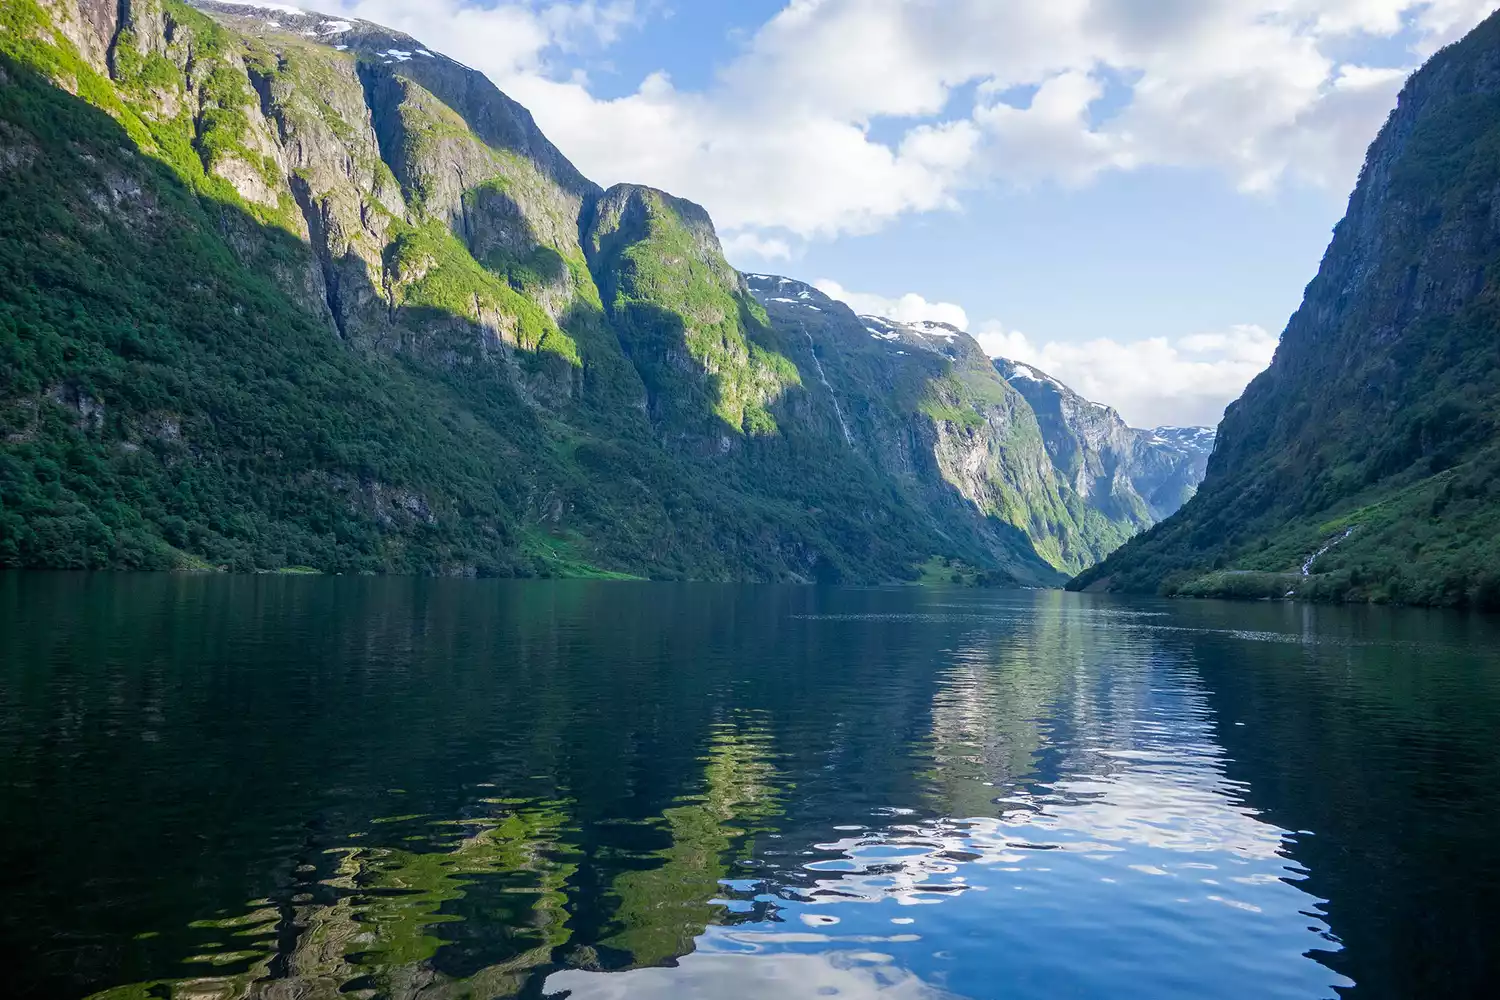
[324,0,1500,428]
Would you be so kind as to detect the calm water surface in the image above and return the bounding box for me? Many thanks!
[2,575,1499,999]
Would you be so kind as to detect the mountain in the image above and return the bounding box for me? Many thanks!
[1072,8,1500,610]
[745,276,1141,578]
[0,0,1165,583]
[994,359,1214,526]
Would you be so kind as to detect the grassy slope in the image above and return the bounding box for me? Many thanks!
[1070,19,1500,609]
[0,1,1068,584]
[0,2,690,577]
[0,10,539,573]
[588,191,1073,585]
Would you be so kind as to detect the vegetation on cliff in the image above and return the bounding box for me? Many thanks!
[1071,10,1500,609]
[0,0,1207,584]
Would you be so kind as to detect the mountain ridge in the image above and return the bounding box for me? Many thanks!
[993,357,1215,527]
[0,0,1208,583]
[1070,7,1500,609]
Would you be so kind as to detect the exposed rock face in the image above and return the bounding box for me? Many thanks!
[0,0,1177,584]
[744,276,1137,580]
[1134,426,1216,518]
[995,359,1214,525]
[194,1,601,364]
[1072,9,1500,607]
[40,0,118,71]
[587,188,800,450]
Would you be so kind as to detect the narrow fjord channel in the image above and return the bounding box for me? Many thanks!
[3,575,1497,999]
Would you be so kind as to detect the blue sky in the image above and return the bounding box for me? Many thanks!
[336,0,1500,426]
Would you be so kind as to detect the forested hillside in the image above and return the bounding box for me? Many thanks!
[1072,8,1500,609]
[0,0,1187,582]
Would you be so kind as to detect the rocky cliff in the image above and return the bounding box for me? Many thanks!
[1072,8,1500,608]
[995,359,1214,525]
[0,0,1159,583]
[746,278,1139,577]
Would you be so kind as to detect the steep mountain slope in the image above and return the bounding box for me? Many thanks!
[0,0,665,576]
[1072,8,1500,609]
[995,359,1214,524]
[0,0,1114,584]
[1128,426,1216,520]
[745,277,1137,577]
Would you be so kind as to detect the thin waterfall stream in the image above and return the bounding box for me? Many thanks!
[800,322,855,447]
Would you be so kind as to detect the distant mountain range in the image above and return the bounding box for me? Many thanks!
[0,0,1212,583]
[994,359,1214,528]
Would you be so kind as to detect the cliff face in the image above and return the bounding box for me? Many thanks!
[995,360,1214,525]
[1072,9,1500,608]
[0,0,1162,584]
[744,277,1139,579]
[1133,427,1216,517]
[585,186,798,449]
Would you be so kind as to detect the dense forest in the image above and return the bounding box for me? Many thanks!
[0,0,1203,584]
[1071,8,1500,610]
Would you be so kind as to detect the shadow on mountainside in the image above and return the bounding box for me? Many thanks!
[0,55,980,585]
[0,53,662,576]
[748,300,1074,587]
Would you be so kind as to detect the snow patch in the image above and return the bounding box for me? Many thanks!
[212,0,308,14]
[320,20,352,33]
[1151,426,1217,452]
[1005,362,1065,391]
[913,320,957,340]
[383,49,413,62]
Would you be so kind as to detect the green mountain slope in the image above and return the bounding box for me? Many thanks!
[745,277,1132,578]
[995,361,1214,526]
[1071,9,1500,609]
[0,0,1154,583]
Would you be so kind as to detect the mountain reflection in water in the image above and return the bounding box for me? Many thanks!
[3,577,1498,999]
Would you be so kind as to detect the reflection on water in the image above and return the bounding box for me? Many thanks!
[2,577,1499,998]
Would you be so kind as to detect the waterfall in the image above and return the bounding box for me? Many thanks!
[800,323,855,448]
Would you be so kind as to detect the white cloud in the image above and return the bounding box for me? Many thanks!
[797,276,1275,426]
[814,281,971,331]
[975,322,1279,428]
[311,1,1491,429]
[330,0,1500,245]
[722,232,795,262]
[336,0,643,77]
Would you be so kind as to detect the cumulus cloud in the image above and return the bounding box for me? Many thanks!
[338,0,641,70]
[336,0,1498,246]
[309,1,1486,428]
[817,277,1275,426]
[815,281,972,331]
[975,322,1279,428]
[722,232,796,262]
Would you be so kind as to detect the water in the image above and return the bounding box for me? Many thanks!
[2,576,1498,999]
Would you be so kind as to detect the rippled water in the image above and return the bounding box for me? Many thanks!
[3,576,1499,999]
